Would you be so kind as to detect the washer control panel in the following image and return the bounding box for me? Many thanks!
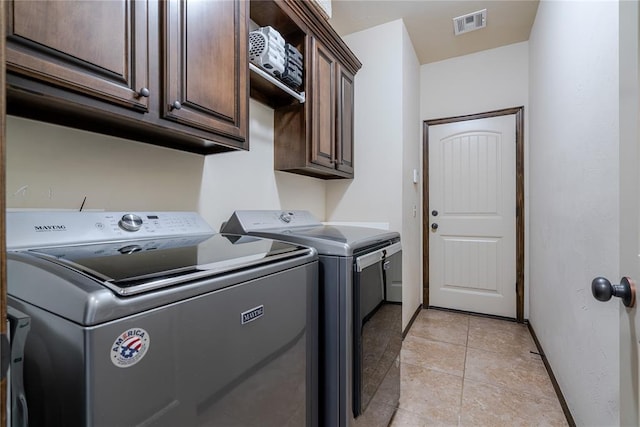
[7,211,214,249]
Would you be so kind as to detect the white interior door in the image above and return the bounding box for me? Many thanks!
[428,114,517,318]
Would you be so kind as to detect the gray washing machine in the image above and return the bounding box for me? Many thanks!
[221,210,402,427]
[7,211,318,427]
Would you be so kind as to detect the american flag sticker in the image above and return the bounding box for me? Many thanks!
[110,328,150,368]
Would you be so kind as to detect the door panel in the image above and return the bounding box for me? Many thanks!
[163,0,247,141]
[6,0,149,111]
[429,115,516,318]
[310,38,335,169]
[443,133,500,214]
[336,64,354,174]
[184,1,235,119]
[442,237,499,292]
[14,2,125,74]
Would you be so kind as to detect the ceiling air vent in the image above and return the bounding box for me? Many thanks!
[453,9,487,35]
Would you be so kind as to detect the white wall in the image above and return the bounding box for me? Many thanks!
[6,116,203,211]
[401,23,423,331]
[5,99,326,228]
[420,41,530,317]
[326,20,403,229]
[199,99,326,230]
[325,19,422,330]
[528,1,619,425]
[421,42,529,120]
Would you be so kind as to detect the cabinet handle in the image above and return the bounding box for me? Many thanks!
[137,87,150,98]
[170,101,182,111]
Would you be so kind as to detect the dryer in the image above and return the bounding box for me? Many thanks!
[222,210,402,427]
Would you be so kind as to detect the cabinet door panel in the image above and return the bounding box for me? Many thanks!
[336,65,354,175]
[310,38,335,169]
[7,0,149,111]
[164,0,247,142]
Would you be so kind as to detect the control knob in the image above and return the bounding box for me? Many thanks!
[119,214,143,232]
[279,212,293,223]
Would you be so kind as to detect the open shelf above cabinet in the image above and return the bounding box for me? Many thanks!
[249,0,362,179]
[249,0,307,109]
[249,64,305,107]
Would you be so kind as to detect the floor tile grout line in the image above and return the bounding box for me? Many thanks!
[465,314,470,347]
[458,316,470,427]
[459,350,469,426]
[400,359,466,380]
[465,311,562,402]
[405,334,469,348]
[410,338,540,357]
[464,348,556,399]
[422,339,469,348]
[461,376,565,405]
[404,333,469,350]
[392,406,433,426]
[465,345,547,361]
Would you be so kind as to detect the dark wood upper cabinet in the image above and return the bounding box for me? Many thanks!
[163,0,247,141]
[336,64,354,175]
[7,0,149,111]
[5,0,248,155]
[310,38,336,170]
[4,0,354,161]
[252,0,361,180]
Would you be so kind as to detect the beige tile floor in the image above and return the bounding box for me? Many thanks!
[389,308,568,427]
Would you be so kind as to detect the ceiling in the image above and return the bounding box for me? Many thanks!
[329,0,539,65]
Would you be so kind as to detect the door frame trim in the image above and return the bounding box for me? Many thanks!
[422,106,525,322]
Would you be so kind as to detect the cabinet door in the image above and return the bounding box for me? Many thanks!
[164,0,248,143]
[310,37,336,169]
[336,64,354,175]
[6,0,149,111]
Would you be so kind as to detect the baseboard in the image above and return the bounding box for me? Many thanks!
[527,323,576,427]
[403,303,423,338]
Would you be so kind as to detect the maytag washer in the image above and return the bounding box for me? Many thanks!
[7,211,318,427]
[221,210,402,427]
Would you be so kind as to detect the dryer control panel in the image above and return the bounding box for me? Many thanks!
[222,210,321,233]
